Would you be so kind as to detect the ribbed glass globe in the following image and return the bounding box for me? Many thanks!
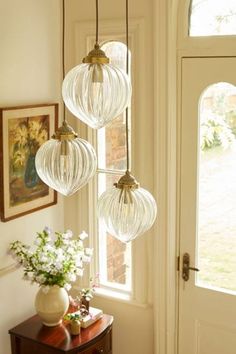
[35,138,97,196]
[98,186,157,243]
[62,63,132,129]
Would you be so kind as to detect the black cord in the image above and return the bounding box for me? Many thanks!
[62,0,66,122]
[125,0,130,171]
[96,0,99,44]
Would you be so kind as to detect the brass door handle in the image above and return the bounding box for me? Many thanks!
[182,253,199,281]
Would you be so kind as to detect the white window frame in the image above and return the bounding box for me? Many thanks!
[74,18,153,305]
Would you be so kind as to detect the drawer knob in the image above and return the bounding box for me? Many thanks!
[95,350,104,353]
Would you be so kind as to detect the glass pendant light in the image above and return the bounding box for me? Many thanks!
[62,0,132,129]
[35,0,97,197]
[98,0,157,243]
[98,171,157,242]
[35,121,97,196]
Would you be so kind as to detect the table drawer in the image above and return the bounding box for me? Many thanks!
[79,329,112,354]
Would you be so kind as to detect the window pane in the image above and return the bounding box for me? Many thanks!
[190,0,236,36]
[97,116,127,171]
[97,41,130,171]
[101,41,127,71]
[197,82,236,293]
[98,172,132,290]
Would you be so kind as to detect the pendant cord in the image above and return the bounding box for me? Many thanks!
[62,0,66,122]
[96,0,99,45]
[125,0,130,172]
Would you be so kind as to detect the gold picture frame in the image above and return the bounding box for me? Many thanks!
[0,103,58,222]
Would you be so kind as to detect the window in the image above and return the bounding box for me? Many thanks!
[79,19,149,304]
[94,40,132,296]
[197,82,236,293]
[189,0,236,36]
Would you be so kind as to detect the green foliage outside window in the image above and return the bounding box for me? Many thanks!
[200,85,236,151]
[200,114,235,151]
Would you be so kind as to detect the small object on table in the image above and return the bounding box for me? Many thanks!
[81,307,103,328]
[81,295,90,311]
[64,312,82,335]
[70,319,81,335]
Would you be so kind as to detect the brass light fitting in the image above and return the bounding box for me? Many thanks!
[114,171,140,204]
[83,43,110,64]
[52,120,78,141]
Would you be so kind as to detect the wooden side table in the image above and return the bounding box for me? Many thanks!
[9,313,113,354]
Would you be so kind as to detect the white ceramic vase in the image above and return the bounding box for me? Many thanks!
[35,285,69,327]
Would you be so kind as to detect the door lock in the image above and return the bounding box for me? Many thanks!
[182,253,200,281]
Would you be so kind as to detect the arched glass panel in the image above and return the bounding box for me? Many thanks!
[190,0,236,36]
[197,82,236,293]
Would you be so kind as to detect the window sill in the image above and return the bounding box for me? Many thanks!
[94,287,151,309]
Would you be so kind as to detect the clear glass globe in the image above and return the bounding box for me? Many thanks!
[35,138,97,196]
[98,186,157,243]
[62,63,132,129]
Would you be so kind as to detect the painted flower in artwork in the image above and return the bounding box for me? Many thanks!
[10,117,48,168]
[8,115,50,206]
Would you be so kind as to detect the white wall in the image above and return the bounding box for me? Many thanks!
[0,1,64,353]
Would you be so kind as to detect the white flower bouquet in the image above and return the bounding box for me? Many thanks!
[9,227,92,292]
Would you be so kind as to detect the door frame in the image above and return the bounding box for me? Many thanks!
[153,1,179,354]
[154,1,236,354]
[175,2,236,354]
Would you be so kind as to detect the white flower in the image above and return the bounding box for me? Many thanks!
[64,283,72,291]
[82,255,91,263]
[50,268,58,275]
[67,246,74,255]
[76,268,84,277]
[62,239,69,245]
[34,238,41,246]
[41,264,51,272]
[56,248,63,255]
[39,253,48,263]
[85,248,93,256]
[79,231,88,240]
[67,273,76,282]
[43,244,53,252]
[55,249,65,262]
[77,240,83,248]
[75,257,82,268]
[55,261,63,271]
[36,274,46,284]
[63,230,73,239]
[44,226,52,235]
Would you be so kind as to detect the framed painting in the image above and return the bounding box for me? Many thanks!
[0,104,58,221]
